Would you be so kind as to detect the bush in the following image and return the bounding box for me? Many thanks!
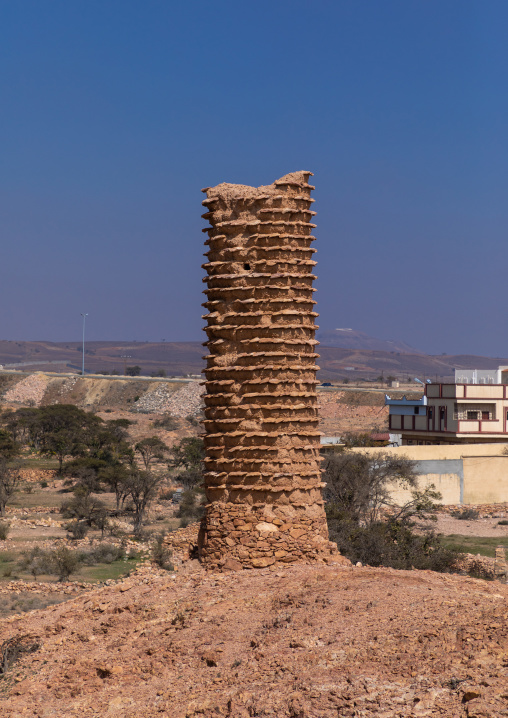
[65,521,89,540]
[327,510,458,572]
[322,450,458,573]
[159,489,175,501]
[81,543,125,565]
[177,468,202,491]
[152,414,179,431]
[126,366,141,376]
[151,533,174,571]
[0,521,10,540]
[19,546,82,582]
[451,507,479,520]
[17,546,52,579]
[176,489,205,521]
[498,519,508,526]
[60,491,108,528]
[50,546,82,581]
[40,480,48,489]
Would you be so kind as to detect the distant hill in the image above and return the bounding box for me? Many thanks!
[0,340,204,377]
[1,339,507,383]
[316,328,421,354]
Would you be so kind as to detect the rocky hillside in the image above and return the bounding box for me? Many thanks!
[2,339,508,382]
[0,373,204,416]
[1,555,507,717]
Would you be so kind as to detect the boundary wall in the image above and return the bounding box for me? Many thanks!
[352,443,508,505]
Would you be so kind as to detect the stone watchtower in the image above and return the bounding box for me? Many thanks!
[198,171,337,569]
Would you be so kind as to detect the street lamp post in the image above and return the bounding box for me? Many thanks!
[81,313,88,376]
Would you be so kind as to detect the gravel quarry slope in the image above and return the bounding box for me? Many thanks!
[0,373,204,415]
[2,559,508,717]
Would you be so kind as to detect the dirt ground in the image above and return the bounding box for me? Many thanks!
[435,514,508,538]
[1,554,508,718]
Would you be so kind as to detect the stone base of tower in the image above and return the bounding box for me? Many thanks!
[197,498,339,570]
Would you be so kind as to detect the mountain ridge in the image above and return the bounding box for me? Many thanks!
[1,339,507,382]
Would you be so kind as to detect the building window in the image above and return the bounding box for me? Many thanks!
[454,403,495,420]
[428,407,433,419]
[414,407,419,415]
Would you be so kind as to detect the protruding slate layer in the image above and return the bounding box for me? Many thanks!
[198,171,337,570]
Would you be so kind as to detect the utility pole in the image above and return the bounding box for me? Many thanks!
[81,313,88,376]
[121,355,131,375]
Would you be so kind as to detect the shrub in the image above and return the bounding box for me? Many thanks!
[322,450,458,573]
[17,547,52,579]
[327,511,458,572]
[65,521,89,540]
[60,492,108,528]
[177,468,202,491]
[151,534,174,571]
[176,489,205,521]
[0,521,10,540]
[0,635,40,675]
[451,507,479,520]
[498,519,508,526]
[152,414,179,431]
[50,546,82,581]
[40,480,48,489]
[19,546,82,582]
[81,543,125,565]
[159,489,175,501]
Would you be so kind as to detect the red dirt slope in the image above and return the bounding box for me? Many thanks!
[2,560,508,717]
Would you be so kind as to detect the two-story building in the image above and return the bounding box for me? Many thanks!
[386,366,508,445]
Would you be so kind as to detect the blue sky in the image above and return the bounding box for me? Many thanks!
[1,1,507,355]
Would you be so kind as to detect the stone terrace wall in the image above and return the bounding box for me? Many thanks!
[198,171,337,569]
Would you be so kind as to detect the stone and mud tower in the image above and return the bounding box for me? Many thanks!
[198,171,337,569]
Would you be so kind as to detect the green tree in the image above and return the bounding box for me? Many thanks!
[0,458,21,516]
[135,436,169,470]
[176,489,205,522]
[322,451,418,525]
[169,437,204,470]
[36,405,102,473]
[0,429,20,459]
[99,463,131,510]
[126,365,141,376]
[60,489,108,528]
[0,407,42,448]
[125,469,164,533]
[50,546,82,581]
[322,451,454,571]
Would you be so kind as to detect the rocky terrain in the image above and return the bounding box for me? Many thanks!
[0,372,204,418]
[1,552,508,717]
[0,372,388,437]
[318,389,388,436]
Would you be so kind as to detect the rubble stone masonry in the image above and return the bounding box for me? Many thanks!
[198,171,338,569]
